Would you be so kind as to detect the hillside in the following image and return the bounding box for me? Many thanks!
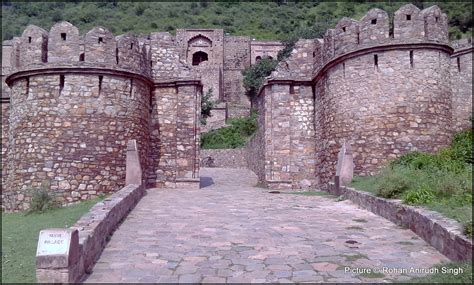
[1,1,472,42]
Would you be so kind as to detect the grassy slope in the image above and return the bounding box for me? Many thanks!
[201,113,257,149]
[1,199,99,283]
[351,130,473,236]
[2,2,472,41]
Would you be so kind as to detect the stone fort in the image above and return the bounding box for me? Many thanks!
[1,4,472,210]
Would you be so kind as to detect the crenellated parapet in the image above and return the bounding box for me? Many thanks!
[321,4,449,69]
[3,21,152,80]
[263,4,453,87]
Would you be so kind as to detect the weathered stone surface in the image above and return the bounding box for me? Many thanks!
[84,168,449,283]
[326,183,473,262]
[200,149,248,168]
[125,139,142,186]
[335,142,354,186]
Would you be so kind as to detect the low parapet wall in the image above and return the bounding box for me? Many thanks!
[36,184,145,283]
[325,183,473,262]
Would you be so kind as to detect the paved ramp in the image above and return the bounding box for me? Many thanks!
[85,168,448,283]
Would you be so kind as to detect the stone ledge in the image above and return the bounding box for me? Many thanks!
[36,184,145,283]
[325,182,473,262]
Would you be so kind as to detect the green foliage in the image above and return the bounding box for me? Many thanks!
[448,130,473,164]
[403,184,436,205]
[201,111,257,149]
[3,2,470,42]
[2,198,100,283]
[351,130,473,236]
[465,220,473,237]
[375,167,412,198]
[200,88,215,125]
[242,57,278,99]
[27,182,57,214]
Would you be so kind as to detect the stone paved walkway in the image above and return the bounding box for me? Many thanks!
[85,168,448,283]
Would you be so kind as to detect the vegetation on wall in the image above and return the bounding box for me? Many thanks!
[201,111,258,149]
[200,88,215,125]
[2,1,472,42]
[242,57,279,99]
[351,129,473,237]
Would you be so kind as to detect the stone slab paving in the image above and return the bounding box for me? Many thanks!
[85,168,449,283]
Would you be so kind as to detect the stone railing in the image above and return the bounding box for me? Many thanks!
[36,139,145,282]
[36,184,145,283]
[325,183,473,262]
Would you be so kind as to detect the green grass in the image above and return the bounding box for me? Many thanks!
[350,130,473,237]
[1,199,100,283]
[410,262,472,283]
[350,175,378,194]
[201,112,257,149]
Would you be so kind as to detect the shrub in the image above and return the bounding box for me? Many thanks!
[201,112,257,149]
[201,88,215,125]
[375,168,411,198]
[403,184,436,205]
[242,57,278,99]
[464,221,473,237]
[447,129,473,164]
[27,182,57,214]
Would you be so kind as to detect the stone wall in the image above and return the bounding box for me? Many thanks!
[200,149,247,168]
[315,48,453,184]
[151,84,201,189]
[250,83,316,189]
[176,29,224,103]
[249,4,472,189]
[451,39,473,131]
[250,41,284,64]
[201,105,227,133]
[246,92,266,184]
[2,22,202,211]
[223,36,251,106]
[1,102,9,192]
[4,73,151,211]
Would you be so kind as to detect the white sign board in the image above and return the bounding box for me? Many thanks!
[36,229,71,256]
